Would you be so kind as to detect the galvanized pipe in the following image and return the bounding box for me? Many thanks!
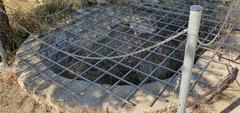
[177,5,203,113]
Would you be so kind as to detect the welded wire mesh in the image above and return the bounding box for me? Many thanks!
[15,0,236,106]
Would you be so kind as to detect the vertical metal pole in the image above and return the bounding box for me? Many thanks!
[177,5,203,113]
[0,39,8,67]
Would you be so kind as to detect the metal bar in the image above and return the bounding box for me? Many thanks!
[177,5,203,113]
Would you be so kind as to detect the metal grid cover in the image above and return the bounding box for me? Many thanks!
[17,0,234,106]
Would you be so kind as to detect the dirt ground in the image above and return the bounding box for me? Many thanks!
[0,62,57,113]
[0,69,56,113]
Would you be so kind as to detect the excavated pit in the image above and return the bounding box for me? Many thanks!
[39,4,212,85]
[42,15,187,85]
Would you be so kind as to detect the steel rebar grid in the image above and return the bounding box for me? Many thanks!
[16,1,234,107]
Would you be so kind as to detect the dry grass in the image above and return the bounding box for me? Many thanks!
[1,0,75,63]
